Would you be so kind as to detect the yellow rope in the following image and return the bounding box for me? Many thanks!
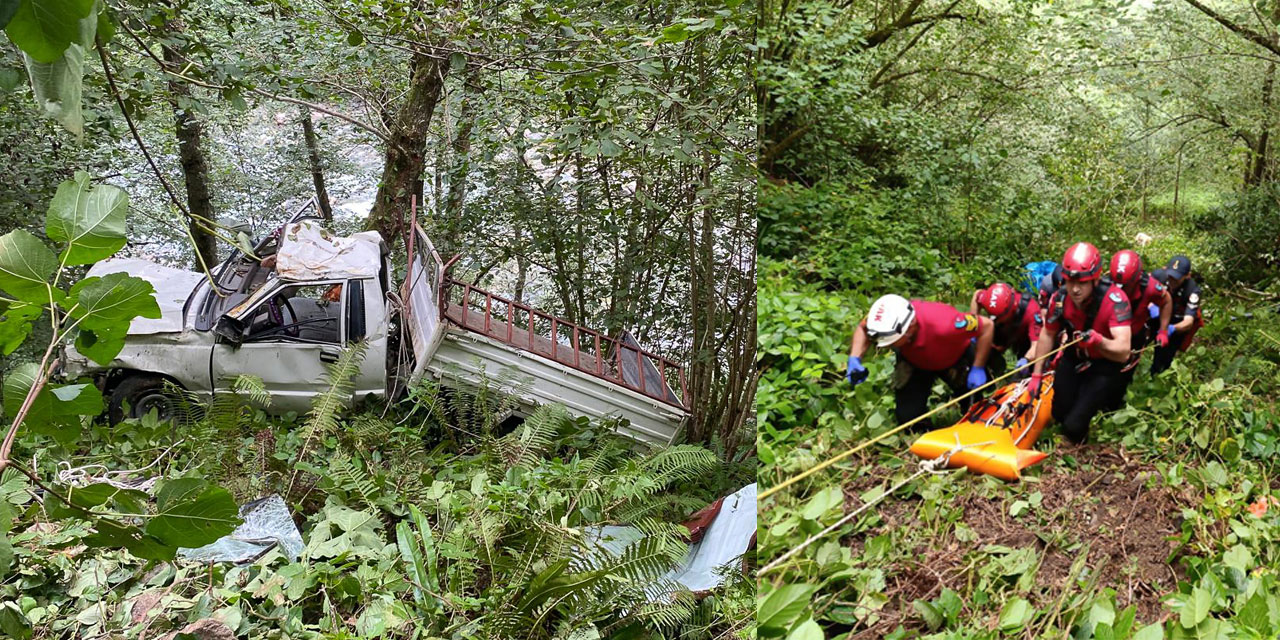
[758,336,1082,502]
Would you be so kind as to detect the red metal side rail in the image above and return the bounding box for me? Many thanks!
[439,275,689,410]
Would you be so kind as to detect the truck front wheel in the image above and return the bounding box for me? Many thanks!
[108,376,180,425]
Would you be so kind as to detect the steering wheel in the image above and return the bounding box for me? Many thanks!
[270,296,300,337]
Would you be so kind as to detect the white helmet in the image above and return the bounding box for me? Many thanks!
[866,294,915,347]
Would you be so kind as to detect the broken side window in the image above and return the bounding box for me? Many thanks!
[243,283,345,344]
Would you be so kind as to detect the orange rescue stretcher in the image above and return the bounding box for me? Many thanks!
[909,372,1056,481]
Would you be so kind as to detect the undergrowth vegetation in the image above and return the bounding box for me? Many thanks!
[2,358,755,639]
[757,179,1280,638]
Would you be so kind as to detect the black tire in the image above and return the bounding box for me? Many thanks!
[108,375,180,425]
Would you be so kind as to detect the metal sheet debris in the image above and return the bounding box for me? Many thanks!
[178,494,303,564]
[583,483,757,598]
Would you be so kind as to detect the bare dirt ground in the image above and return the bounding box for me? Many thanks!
[838,445,1193,637]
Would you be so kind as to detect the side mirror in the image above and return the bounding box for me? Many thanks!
[215,315,247,345]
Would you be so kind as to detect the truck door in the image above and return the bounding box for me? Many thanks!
[212,279,381,413]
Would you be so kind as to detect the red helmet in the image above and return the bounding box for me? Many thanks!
[1109,250,1143,292]
[980,282,1017,319]
[1062,242,1102,282]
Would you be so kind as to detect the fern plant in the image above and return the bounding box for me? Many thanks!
[285,341,368,500]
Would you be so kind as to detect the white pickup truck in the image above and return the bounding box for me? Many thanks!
[61,208,690,447]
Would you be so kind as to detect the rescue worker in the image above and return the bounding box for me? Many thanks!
[968,282,1040,378]
[1150,255,1204,374]
[1027,242,1133,444]
[1037,264,1064,311]
[1105,250,1171,409]
[846,294,996,429]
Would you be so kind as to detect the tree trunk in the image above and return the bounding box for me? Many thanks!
[162,16,216,269]
[1248,62,1276,187]
[298,106,333,223]
[367,54,447,247]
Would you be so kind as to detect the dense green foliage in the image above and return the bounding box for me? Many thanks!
[0,0,757,637]
[757,0,1280,637]
[3,374,756,638]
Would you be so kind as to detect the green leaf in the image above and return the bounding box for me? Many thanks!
[0,230,59,304]
[45,171,128,265]
[999,597,1033,630]
[67,272,159,328]
[786,619,823,640]
[758,584,817,637]
[2,363,102,441]
[0,0,19,30]
[145,486,239,548]
[0,301,40,355]
[83,519,175,561]
[3,0,94,63]
[17,0,97,135]
[1132,623,1163,640]
[913,599,943,630]
[0,537,12,580]
[1180,587,1211,629]
[156,478,207,511]
[1237,591,1269,632]
[72,324,127,366]
[0,68,20,91]
[661,23,688,43]
[801,485,841,520]
[0,600,31,640]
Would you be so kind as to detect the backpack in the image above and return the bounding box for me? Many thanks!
[1023,261,1058,296]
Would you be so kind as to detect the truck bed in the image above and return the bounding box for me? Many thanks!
[403,223,690,447]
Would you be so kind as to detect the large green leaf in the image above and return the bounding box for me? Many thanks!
[17,0,96,135]
[3,0,94,63]
[83,519,175,561]
[0,301,40,355]
[145,484,239,548]
[66,272,159,335]
[1,363,101,443]
[759,584,818,637]
[0,537,11,580]
[64,271,159,364]
[46,172,127,264]
[0,230,59,304]
[71,324,127,366]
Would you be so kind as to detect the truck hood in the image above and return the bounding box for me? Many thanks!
[86,258,205,334]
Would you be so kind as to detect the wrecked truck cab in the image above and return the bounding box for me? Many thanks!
[63,218,392,421]
[65,215,690,447]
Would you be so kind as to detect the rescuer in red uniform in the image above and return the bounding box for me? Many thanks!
[969,282,1041,380]
[1105,249,1171,409]
[1028,242,1134,444]
[846,294,996,430]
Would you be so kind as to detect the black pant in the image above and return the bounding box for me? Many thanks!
[1150,332,1190,375]
[1105,329,1150,411]
[892,350,974,431]
[1051,354,1122,444]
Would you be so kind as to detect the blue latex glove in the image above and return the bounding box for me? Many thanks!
[967,365,988,390]
[1167,325,1177,337]
[1148,303,1159,319]
[846,356,868,386]
[1014,358,1030,379]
